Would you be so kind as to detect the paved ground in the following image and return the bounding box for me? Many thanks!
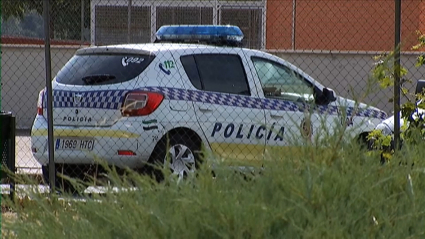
[1,184,130,196]
[15,129,42,175]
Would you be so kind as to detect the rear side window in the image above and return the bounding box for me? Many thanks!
[181,54,250,95]
[56,53,155,85]
[180,55,202,90]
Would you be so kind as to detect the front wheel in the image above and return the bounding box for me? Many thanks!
[148,133,202,182]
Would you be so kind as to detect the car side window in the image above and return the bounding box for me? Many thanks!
[180,55,202,90]
[181,54,250,95]
[251,57,313,100]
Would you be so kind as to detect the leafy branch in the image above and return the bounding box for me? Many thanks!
[368,30,425,162]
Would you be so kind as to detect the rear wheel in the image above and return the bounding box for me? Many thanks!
[148,133,202,182]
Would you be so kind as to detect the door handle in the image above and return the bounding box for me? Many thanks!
[198,106,213,112]
[270,112,284,118]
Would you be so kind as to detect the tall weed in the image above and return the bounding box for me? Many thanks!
[2,137,425,239]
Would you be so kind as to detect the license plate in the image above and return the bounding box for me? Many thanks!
[55,138,95,151]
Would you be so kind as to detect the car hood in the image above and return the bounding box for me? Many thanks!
[333,96,386,116]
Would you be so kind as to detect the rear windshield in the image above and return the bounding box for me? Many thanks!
[55,53,155,85]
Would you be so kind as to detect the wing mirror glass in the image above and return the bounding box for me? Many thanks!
[323,88,337,102]
[314,87,337,105]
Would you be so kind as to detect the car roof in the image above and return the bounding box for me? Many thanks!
[76,43,243,55]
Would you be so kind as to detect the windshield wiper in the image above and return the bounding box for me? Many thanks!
[82,74,116,85]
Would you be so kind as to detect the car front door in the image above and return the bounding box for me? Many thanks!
[248,56,338,156]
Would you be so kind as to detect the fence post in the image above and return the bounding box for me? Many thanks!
[81,0,85,42]
[393,0,401,152]
[0,111,16,200]
[43,0,56,194]
[127,0,132,43]
[9,115,15,200]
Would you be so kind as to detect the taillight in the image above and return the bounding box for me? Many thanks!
[121,91,164,117]
[37,89,45,115]
[118,150,136,156]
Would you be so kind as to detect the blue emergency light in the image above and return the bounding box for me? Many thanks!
[154,25,244,47]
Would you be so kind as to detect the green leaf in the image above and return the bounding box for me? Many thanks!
[399,67,408,77]
[382,136,392,147]
[417,102,425,109]
[379,77,393,88]
[416,55,425,67]
[401,87,409,95]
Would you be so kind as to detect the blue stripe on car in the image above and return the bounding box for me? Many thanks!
[44,87,387,120]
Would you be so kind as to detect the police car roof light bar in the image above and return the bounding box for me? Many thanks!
[154,25,244,47]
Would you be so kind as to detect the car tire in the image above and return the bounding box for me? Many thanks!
[147,133,202,182]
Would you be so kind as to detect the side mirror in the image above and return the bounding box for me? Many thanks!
[314,87,337,105]
[415,79,425,95]
[323,88,337,102]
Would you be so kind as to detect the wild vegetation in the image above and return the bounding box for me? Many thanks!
[2,118,425,239]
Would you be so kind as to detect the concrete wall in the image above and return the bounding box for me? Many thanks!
[2,45,424,129]
[1,45,81,129]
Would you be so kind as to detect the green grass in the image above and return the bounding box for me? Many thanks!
[2,135,425,239]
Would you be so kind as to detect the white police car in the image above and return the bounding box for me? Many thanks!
[31,25,387,186]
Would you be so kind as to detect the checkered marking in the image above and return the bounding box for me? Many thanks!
[45,90,127,109]
[45,87,386,120]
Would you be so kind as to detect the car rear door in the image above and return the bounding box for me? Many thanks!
[177,49,266,165]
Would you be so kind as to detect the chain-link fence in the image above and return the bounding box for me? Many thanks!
[1,0,424,192]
